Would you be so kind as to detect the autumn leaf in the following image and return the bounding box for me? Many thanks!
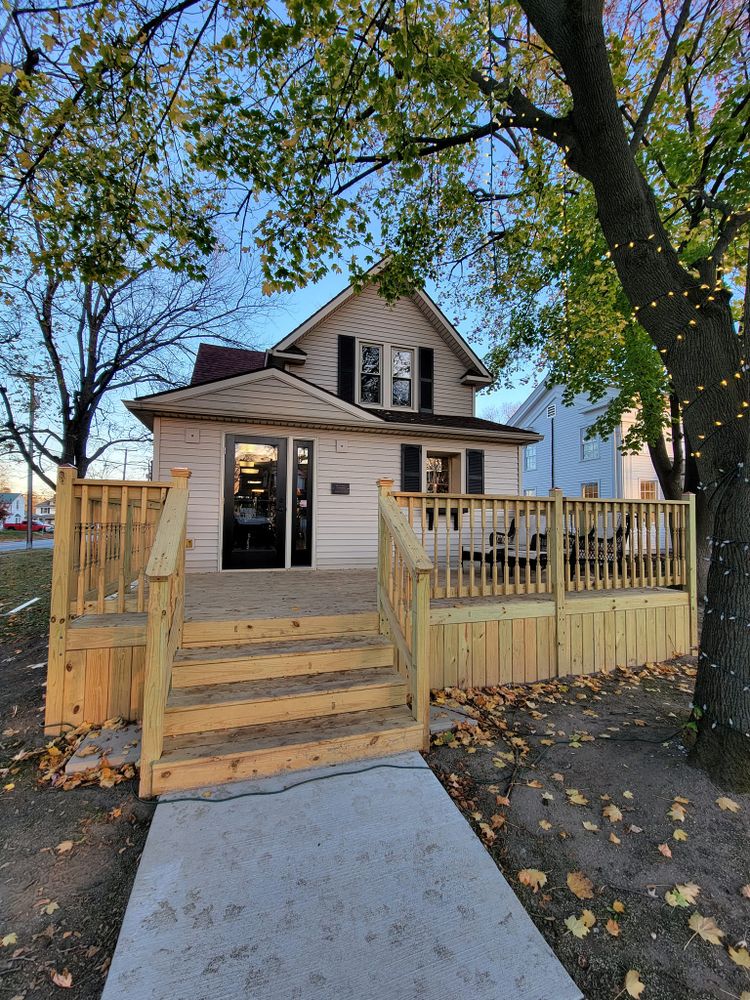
[518,868,547,892]
[668,802,687,822]
[538,819,552,830]
[1,933,17,947]
[624,969,645,998]
[687,911,725,946]
[41,901,59,915]
[551,772,565,782]
[665,883,700,909]
[605,917,621,937]
[582,820,599,832]
[609,832,622,845]
[56,841,73,854]
[565,913,591,938]
[673,829,688,842]
[52,969,73,988]
[728,946,750,969]
[622,790,634,800]
[741,884,750,899]
[716,796,741,813]
[567,871,594,899]
[565,788,589,806]
[603,803,623,823]
[658,842,672,858]
[581,909,596,928]
[613,900,625,913]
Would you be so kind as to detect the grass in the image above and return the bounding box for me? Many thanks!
[0,548,52,650]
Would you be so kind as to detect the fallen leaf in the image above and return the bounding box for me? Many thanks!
[687,911,725,946]
[673,796,690,804]
[609,832,622,845]
[603,803,623,823]
[56,841,73,854]
[658,843,672,858]
[613,900,626,913]
[565,788,589,806]
[605,917,621,937]
[567,871,594,900]
[728,946,750,969]
[668,802,687,822]
[518,869,547,892]
[41,902,59,916]
[565,913,591,938]
[673,829,688,842]
[582,820,599,832]
[551,772,565,782]
[4,783,15,792]
[629,824,643,834]
[716,796,741,813]
[527,779,543,788]
[581,908,596,928]
[741,884,750,899]
[624,969,645,998]
[622,790,634,800]
[51,969,73,988]
[538,819,552,831]
[1,933,17,947]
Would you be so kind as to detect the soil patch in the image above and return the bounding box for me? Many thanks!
[1,552,154,998]
[426,660,750,1000]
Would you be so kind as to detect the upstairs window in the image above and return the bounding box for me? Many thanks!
[391,349,413,407]
[524,444,537,471]
[359,344,382,404]
[581,427,600,461]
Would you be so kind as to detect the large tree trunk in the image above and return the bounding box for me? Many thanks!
[521,0,750,785]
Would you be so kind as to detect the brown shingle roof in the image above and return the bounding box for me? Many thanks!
[378,410,532,435]
[191,344,266,385]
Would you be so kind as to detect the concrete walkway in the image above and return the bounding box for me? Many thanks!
[103,754,581,1000]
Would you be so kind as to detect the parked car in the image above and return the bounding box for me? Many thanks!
[4,520,53,533]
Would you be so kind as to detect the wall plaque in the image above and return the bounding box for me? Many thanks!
[331,483,350,495]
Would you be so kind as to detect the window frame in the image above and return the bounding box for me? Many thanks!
[524,444,537,471]
[356,338,417,411]
[580,427,600,462]
[390,346,415,409]
[425,451,461,494]
[639,479,658,501]
[581,482,599,498]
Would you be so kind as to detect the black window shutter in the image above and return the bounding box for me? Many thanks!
[419,347,434,413]
[401,444,422,492]
[338,335,355,402]
[466,449,484,494]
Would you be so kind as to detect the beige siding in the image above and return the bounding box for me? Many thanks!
[293,285,476,417]
[147,371,377,425]
[157,418,521,572]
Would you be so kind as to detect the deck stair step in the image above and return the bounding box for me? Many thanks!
[171,634,394,688]
[163,667,407,737]
[152,706,423,794]
[181,611,380,648]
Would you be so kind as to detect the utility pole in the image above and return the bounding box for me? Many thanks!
[122,447,128,480]
[14,373,38,551]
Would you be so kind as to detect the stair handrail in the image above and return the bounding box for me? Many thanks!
[376,478,433,749]
[139,468,191,797]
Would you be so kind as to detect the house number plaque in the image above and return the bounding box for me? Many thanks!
[331,483,350,495]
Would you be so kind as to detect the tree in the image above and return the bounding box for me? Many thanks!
[182,0,748,785]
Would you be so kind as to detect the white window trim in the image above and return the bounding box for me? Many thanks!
[581,481,600,498]
[356,339,417,411]
[580,427,600,462]
[524,444,537,471]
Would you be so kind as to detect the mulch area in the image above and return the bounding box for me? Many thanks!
[426,660,750,1000]
[0,552,154,999]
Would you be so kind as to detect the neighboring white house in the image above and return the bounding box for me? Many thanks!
[0,492,26,524]
[512,379,663,500]
[35,497,56,523]
[125,269,541,572]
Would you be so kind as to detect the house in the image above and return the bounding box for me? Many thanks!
[512,379,663,500]
[125,274,541,572]
[0,492,26,524]
[43,273,696,798]
[34,497,56,522]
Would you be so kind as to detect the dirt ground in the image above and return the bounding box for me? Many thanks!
[0,552,154,999]
[426,660,750,1000]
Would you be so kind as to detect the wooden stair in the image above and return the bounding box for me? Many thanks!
[148,623,423,795]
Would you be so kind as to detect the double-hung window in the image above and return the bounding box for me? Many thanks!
[391,349,413,407]
[359,344,382,404]
[581,427,600,461]
[524,444,537,471]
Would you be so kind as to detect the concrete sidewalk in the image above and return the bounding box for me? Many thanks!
[102,754,581,1000]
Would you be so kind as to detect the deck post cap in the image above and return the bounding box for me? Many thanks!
[170,467,192,479]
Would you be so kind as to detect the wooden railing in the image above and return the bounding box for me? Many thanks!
[66,475,174,615]
[393,490,692,600]
[139,470,191,798]
[394,492,553,599]
[376,478,433,748]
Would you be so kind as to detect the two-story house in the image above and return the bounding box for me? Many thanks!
[0,492,26,524]
[35,497,56,523]
[126,272,540,572]
[512,379,664,501]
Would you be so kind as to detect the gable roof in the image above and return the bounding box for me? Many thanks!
[0,492,23,502]
[270,262,492,383]
[191,344,266,385]
[511,378,551,428]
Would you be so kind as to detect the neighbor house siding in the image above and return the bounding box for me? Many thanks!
[290,285,476,417]
[519,384,618,497]
[156,418,521,572]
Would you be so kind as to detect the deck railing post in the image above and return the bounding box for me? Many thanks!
[376,478,394,634]
[682,491,698,651]
[549,488,568,677]
[45,464,77,735]
[412,567,431,749]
